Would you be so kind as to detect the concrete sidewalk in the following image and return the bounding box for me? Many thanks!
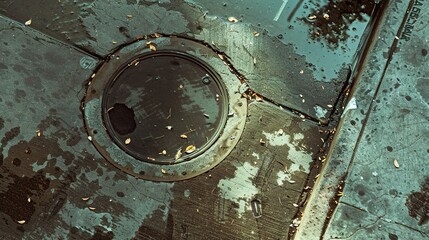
[296,0,429,239]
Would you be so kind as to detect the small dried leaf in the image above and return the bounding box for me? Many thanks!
[393,159,400,168]
[180,134,188,139]
[228,17,238,23]
[87,136,92,141]
[112,41,117,44]
[88,207,96,210]
[81,197,90,201]
[159,150,167,155]
[259,139,266,145]
[149,44,156,51]
[27,197,31,203]
[255,95,263,102]
[126,14,133,18]
[252,31,260,37]
[288,180,296,184]
[17,220,26,224]
[125,138,131,145]
[308,15,317,20]
[323,13,330,20]
[161,168,167,174]
[293,203,299,207]
[147,157,156,161]
[36,130,41,137]
[185,145,196,154]
[25,19,32,26]
[175,149,182,160]
[154,33,161,38]
[166,126,173,130]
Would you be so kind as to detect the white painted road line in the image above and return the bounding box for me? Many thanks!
[273,0,289,21]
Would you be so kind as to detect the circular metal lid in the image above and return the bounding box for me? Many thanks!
[103,52,227,164]
[84,36,247,181]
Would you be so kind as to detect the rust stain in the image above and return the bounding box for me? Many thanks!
[406,176,429,225]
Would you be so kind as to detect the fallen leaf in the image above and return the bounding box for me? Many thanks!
[25,19,32,26]
[17,220,26,224]
[393,159,399,168]
[124,138,131,145]
[228,17,238,23]
[36,130,41,137]
[175,149,182,160]
[185,145,196,154]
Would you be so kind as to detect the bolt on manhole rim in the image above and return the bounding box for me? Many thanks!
[83,36,247,181]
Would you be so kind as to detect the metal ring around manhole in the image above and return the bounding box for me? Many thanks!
[84,36,247,181]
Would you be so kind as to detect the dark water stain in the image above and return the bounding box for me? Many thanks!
[302,0,375,47]
[108,103,136,135]
[0,168,50,224]
[405,176,429,225]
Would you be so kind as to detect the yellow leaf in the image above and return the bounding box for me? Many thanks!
[25,19,32,26]
[185,145,196,154]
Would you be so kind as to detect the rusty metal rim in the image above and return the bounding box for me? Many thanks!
[83,36,247,181]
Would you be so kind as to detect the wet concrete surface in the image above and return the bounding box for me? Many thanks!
[296,0,429,239]
[0,0,411,239]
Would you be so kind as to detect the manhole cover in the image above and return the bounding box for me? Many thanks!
[104,52,227,164]
[84,36,247,181]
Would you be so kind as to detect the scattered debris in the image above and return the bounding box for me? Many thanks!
[175,148,182,160]
[277,129,284,136]
[252,31,260,37]
[87,136,92,141]
[161,168,167,174]
[293,203,299,207]
[17,220,26,224]
[308,15,317,20]
[124,138,131,145]
[180,134,188,139]
[24,19,32,26]
[292,218,301,227]
[185,145,196,154]
[159,150,167,155]
[204,113,210,118]
[255,95,263,102]
[126,14,133,19]
[259,139,266,145]
[166,126,173,130]
[147,157,156,161]
[88,207,96,211]
[288,180,296,184]
[27,197,31,203]
[36,130,41,137]
[228,112,235,117]
[146,41,157,51]
[393,159,400,168]
[300,70,304,74]
[81,197,90,201]
[323,13,330,20]
[372,171,378,177]
[228,17,238,23]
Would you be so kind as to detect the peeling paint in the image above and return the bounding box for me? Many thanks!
[263,131,312,173]
[218,162,258,217]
